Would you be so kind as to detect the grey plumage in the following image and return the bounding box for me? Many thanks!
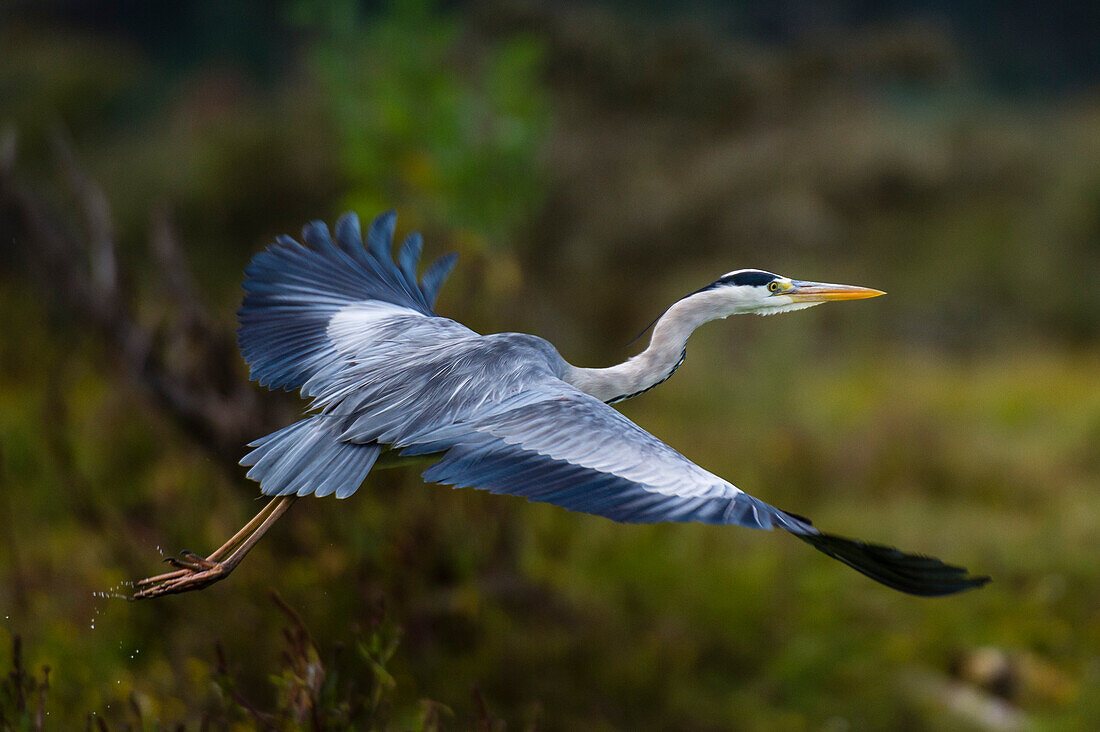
[234,211,989,597]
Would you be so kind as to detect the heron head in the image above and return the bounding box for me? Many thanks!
[702,269,885,316]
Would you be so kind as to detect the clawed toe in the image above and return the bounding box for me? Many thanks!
[132,562,229,599]
[163,557,200,571]
[135,551,230,598]
[163,550,219,571]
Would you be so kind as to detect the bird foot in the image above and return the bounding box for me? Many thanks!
[132,555,231,599]
[131,496,297,600]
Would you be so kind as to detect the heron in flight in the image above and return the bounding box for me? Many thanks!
[135,211,988,599]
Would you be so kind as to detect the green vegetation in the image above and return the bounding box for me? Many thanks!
[1,2,1098,729]
[296,0,547,241]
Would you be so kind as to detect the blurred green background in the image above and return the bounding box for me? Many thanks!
[1,0,1099,728]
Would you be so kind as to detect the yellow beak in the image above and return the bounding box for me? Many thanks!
[786,281,886,302]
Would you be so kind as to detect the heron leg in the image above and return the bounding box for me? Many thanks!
[132,495,297,599]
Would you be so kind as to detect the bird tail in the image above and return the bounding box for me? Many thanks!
[784,521,991,597]
[237,211,458,392]
[240,416,381,499]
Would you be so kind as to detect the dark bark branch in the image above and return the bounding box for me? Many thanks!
[150,206,211,333]
[51,127,119,313]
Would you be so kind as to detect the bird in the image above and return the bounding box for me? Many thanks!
[134,211,989,599]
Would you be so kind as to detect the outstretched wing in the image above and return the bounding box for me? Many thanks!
[238,210,457,392]
[237,210,467,498]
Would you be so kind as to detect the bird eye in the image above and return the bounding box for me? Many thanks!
[767,281,780,293]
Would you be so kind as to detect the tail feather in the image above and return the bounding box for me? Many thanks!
[790,529,991,597]
[241,416,381,499]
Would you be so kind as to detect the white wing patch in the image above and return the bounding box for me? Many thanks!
[327,301,424,354]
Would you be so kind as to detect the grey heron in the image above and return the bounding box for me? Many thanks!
[134,211,989,599]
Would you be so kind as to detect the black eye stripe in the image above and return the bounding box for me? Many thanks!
[724,270,778,287]
[689,270,781,297]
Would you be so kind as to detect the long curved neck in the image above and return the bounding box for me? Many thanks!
[563,289,734,403]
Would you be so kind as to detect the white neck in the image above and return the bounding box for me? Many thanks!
[563,288,738,403]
